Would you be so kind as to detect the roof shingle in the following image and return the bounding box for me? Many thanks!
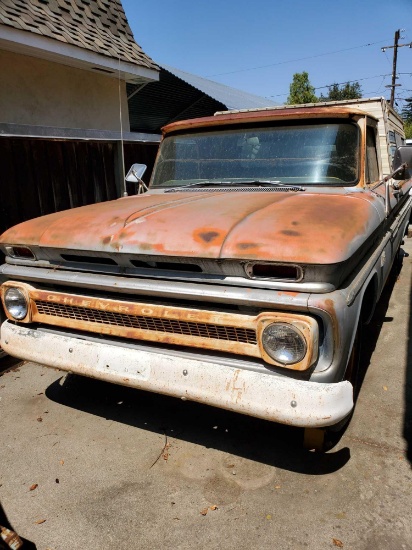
[0,0,159,71]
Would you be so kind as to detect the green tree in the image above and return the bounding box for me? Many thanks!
[404,121,412,139]
[320,82,362,101]
[401,97,412,123]
[286,72,318,105]
[401,97,412,138]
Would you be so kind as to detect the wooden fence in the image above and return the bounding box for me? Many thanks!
[0,137,159,234]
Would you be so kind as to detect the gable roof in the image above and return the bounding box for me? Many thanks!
[0,0,158,71]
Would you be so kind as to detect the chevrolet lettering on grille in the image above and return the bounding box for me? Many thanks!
[45,294,216,320]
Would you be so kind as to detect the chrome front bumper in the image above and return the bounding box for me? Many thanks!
[1,321,353,428]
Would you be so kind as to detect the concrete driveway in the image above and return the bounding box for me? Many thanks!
[0,238,411,550]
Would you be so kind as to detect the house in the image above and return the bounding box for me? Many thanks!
[0,0,160,232]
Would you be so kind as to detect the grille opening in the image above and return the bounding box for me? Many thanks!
[155,262,202,272]
[251,264,299,280]
[130,260,152,268]
[35,300,257,345]
[130,260,202,272]
[61,255,118,266]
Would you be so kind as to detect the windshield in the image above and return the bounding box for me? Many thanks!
[151,122,360,188]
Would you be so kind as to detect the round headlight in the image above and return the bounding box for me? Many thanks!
[262,323,307,365]
[4,288,28,320]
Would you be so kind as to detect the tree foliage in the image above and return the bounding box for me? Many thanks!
[320,82,362,101]
[400,97,412,138]
[401,97,412,124]
[404,121,412,139]
[286,73,363,105]
[286,72,318,105]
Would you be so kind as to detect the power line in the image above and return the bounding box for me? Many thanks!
[376,74,389,95]
[311,74,390,91]
[266,73,392,98]
[206,40,391,77]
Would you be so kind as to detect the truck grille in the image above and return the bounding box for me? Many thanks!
[35,300,257,345]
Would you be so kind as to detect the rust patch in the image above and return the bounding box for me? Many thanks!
[102,236,111,245]
[117,230,129,241]
[163,105,367,136]
[198,231,220,243]
[281,230,301,237]
[193,227,225,246]
[323,298,340,348]
[228,369,246,404]
[237,243,258,250]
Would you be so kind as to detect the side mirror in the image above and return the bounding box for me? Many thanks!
[125,163,148,194]
[125,163,147,183]
[392,146,412,180]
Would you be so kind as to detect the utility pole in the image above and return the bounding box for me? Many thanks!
[381,29,412,107]
[390,29,400,107]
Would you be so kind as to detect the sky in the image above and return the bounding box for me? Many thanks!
[122,0,412,111]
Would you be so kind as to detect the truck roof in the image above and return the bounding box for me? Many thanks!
[162,104,374,136]
[214,96,393,116]
[162,97,403,136]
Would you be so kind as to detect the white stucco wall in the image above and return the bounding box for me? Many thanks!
[0,49,130,131]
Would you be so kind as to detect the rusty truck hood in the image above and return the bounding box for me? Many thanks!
[0,190,384,265]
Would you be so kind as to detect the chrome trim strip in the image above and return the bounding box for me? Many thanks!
[0,264,313,309]
[1,261,335,294]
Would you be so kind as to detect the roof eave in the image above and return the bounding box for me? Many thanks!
[0,26,159,84]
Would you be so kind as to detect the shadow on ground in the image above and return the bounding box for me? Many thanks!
[405,265,412,465]
[0,355,23,376]
[44,259,404,477]
[46,374,351,475]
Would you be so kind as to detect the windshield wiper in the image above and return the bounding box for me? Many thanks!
[166,179,305,191]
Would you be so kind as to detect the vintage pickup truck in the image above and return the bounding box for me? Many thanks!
[0,97,411,450]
